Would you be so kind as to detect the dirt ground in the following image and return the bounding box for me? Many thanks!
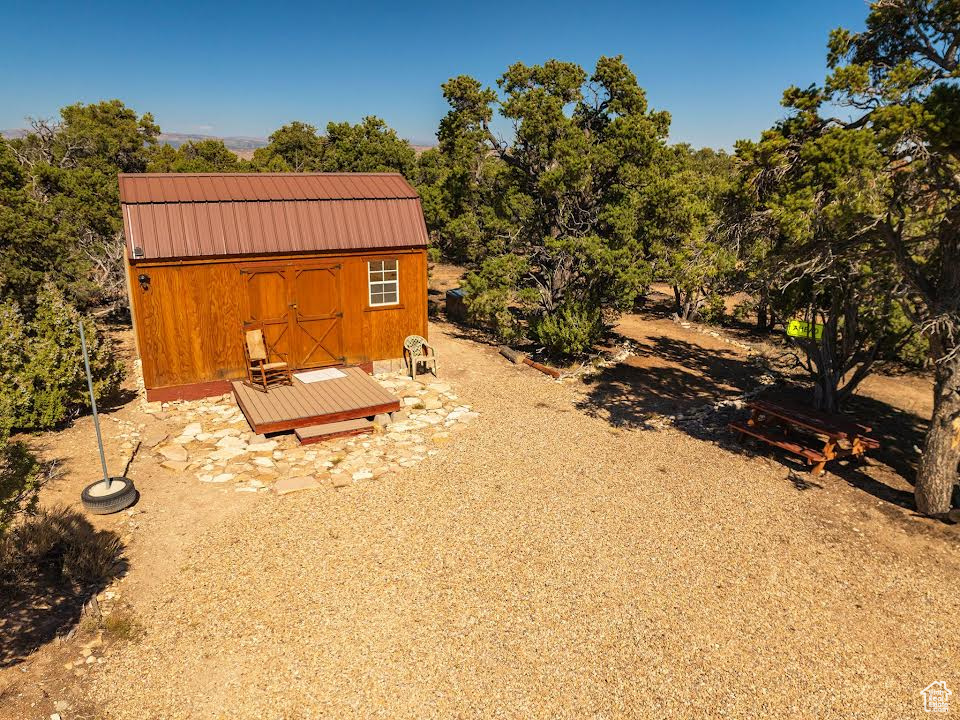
[1,274,957,719]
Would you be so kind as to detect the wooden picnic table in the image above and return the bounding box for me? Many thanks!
[729,398,880,475]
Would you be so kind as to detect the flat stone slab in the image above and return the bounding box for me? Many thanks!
[274,475,322,495]
[247,440,279,453]
[157,445,188,462]
[296,419,373,445]
[215,435,247,448]
[141,428,169,448]
[209,447,246,461]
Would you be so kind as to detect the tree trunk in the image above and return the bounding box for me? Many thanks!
[757,299,768,331]
[673,285,684,318]
[809,301,841,413]
[812,372,839,413]
[673,285,700,321]
[915,352,960,515]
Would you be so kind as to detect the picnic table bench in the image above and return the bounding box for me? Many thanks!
[729,398,880,475]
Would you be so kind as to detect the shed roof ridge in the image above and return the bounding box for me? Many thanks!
[121,196,421,205]
[118,172,420,205]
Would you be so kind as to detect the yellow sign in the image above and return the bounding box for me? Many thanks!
[786,319,823,340]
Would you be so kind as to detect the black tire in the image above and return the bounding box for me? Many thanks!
[81,477,137,515]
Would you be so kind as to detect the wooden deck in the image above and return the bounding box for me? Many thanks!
[232,366,400,435]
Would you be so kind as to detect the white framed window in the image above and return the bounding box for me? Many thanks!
[368,259,399,306]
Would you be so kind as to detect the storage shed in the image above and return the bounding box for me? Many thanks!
[119,173,429,402]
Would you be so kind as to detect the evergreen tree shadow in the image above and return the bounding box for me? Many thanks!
[97,386,139,415]
[576,334,931,512]
[717,385,926,510]
[0,507,127,668]
[576,334,767,428]
[842,393,926,481]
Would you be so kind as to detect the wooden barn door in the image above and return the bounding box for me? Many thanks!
[291,264,344,368]
[241,266,294,365]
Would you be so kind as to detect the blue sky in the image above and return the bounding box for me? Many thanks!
[1,0,868,149]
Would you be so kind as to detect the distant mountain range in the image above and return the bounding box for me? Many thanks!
[1,128,269,150]
[156,132,270,151]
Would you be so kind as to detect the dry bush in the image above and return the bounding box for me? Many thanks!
[100,608,143,642]
[0,504,123,588]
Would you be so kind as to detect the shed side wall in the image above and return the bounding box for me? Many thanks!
[130,249,427,391]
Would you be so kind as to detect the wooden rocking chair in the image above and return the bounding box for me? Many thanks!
[403,335,438,381]
[243,327,293,391]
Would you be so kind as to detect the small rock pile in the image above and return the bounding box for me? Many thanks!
[144,372,477,495]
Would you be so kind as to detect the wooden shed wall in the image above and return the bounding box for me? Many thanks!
[128,248,427,396]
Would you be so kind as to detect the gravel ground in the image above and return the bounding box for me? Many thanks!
[90,323,958,719]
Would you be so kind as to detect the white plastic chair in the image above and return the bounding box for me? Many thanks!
[403,335,438,380]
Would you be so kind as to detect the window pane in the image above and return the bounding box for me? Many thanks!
[369,258,399,305]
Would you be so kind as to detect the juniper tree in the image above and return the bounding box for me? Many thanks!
[645,145,738,321]
[253,117,416,175]
[147,140,247,173]
[431,56,670,354]
[734,0,959,512]
[3,100,158,307]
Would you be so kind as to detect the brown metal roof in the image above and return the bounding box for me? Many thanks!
[118,172,421,204]
[119,173,428,260]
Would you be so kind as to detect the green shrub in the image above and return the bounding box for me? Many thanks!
[895,331,929,368]
[532,300,604,357]
[881,300,930,368]
[0,441,42,533]
[462,255,531,343]
[0,280,123,433]
[0,303,29,440]
[732,298,756,323]
[698,293,727,325]
[464,285,524,342]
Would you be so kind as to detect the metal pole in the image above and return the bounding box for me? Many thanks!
[80,321,111,491]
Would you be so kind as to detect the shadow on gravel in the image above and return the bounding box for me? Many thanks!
[842,393,927,483]
[728,386,926,510]
[787,471,825,491]
[97,387,139,416]
[575,333,932,515]
[430,315,502,348]
[576,335,765,428]
[0,508,127,668]
[708,385,926,510]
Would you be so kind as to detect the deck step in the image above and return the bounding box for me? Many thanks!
[729,422,827,462]
[296,418,374,445]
